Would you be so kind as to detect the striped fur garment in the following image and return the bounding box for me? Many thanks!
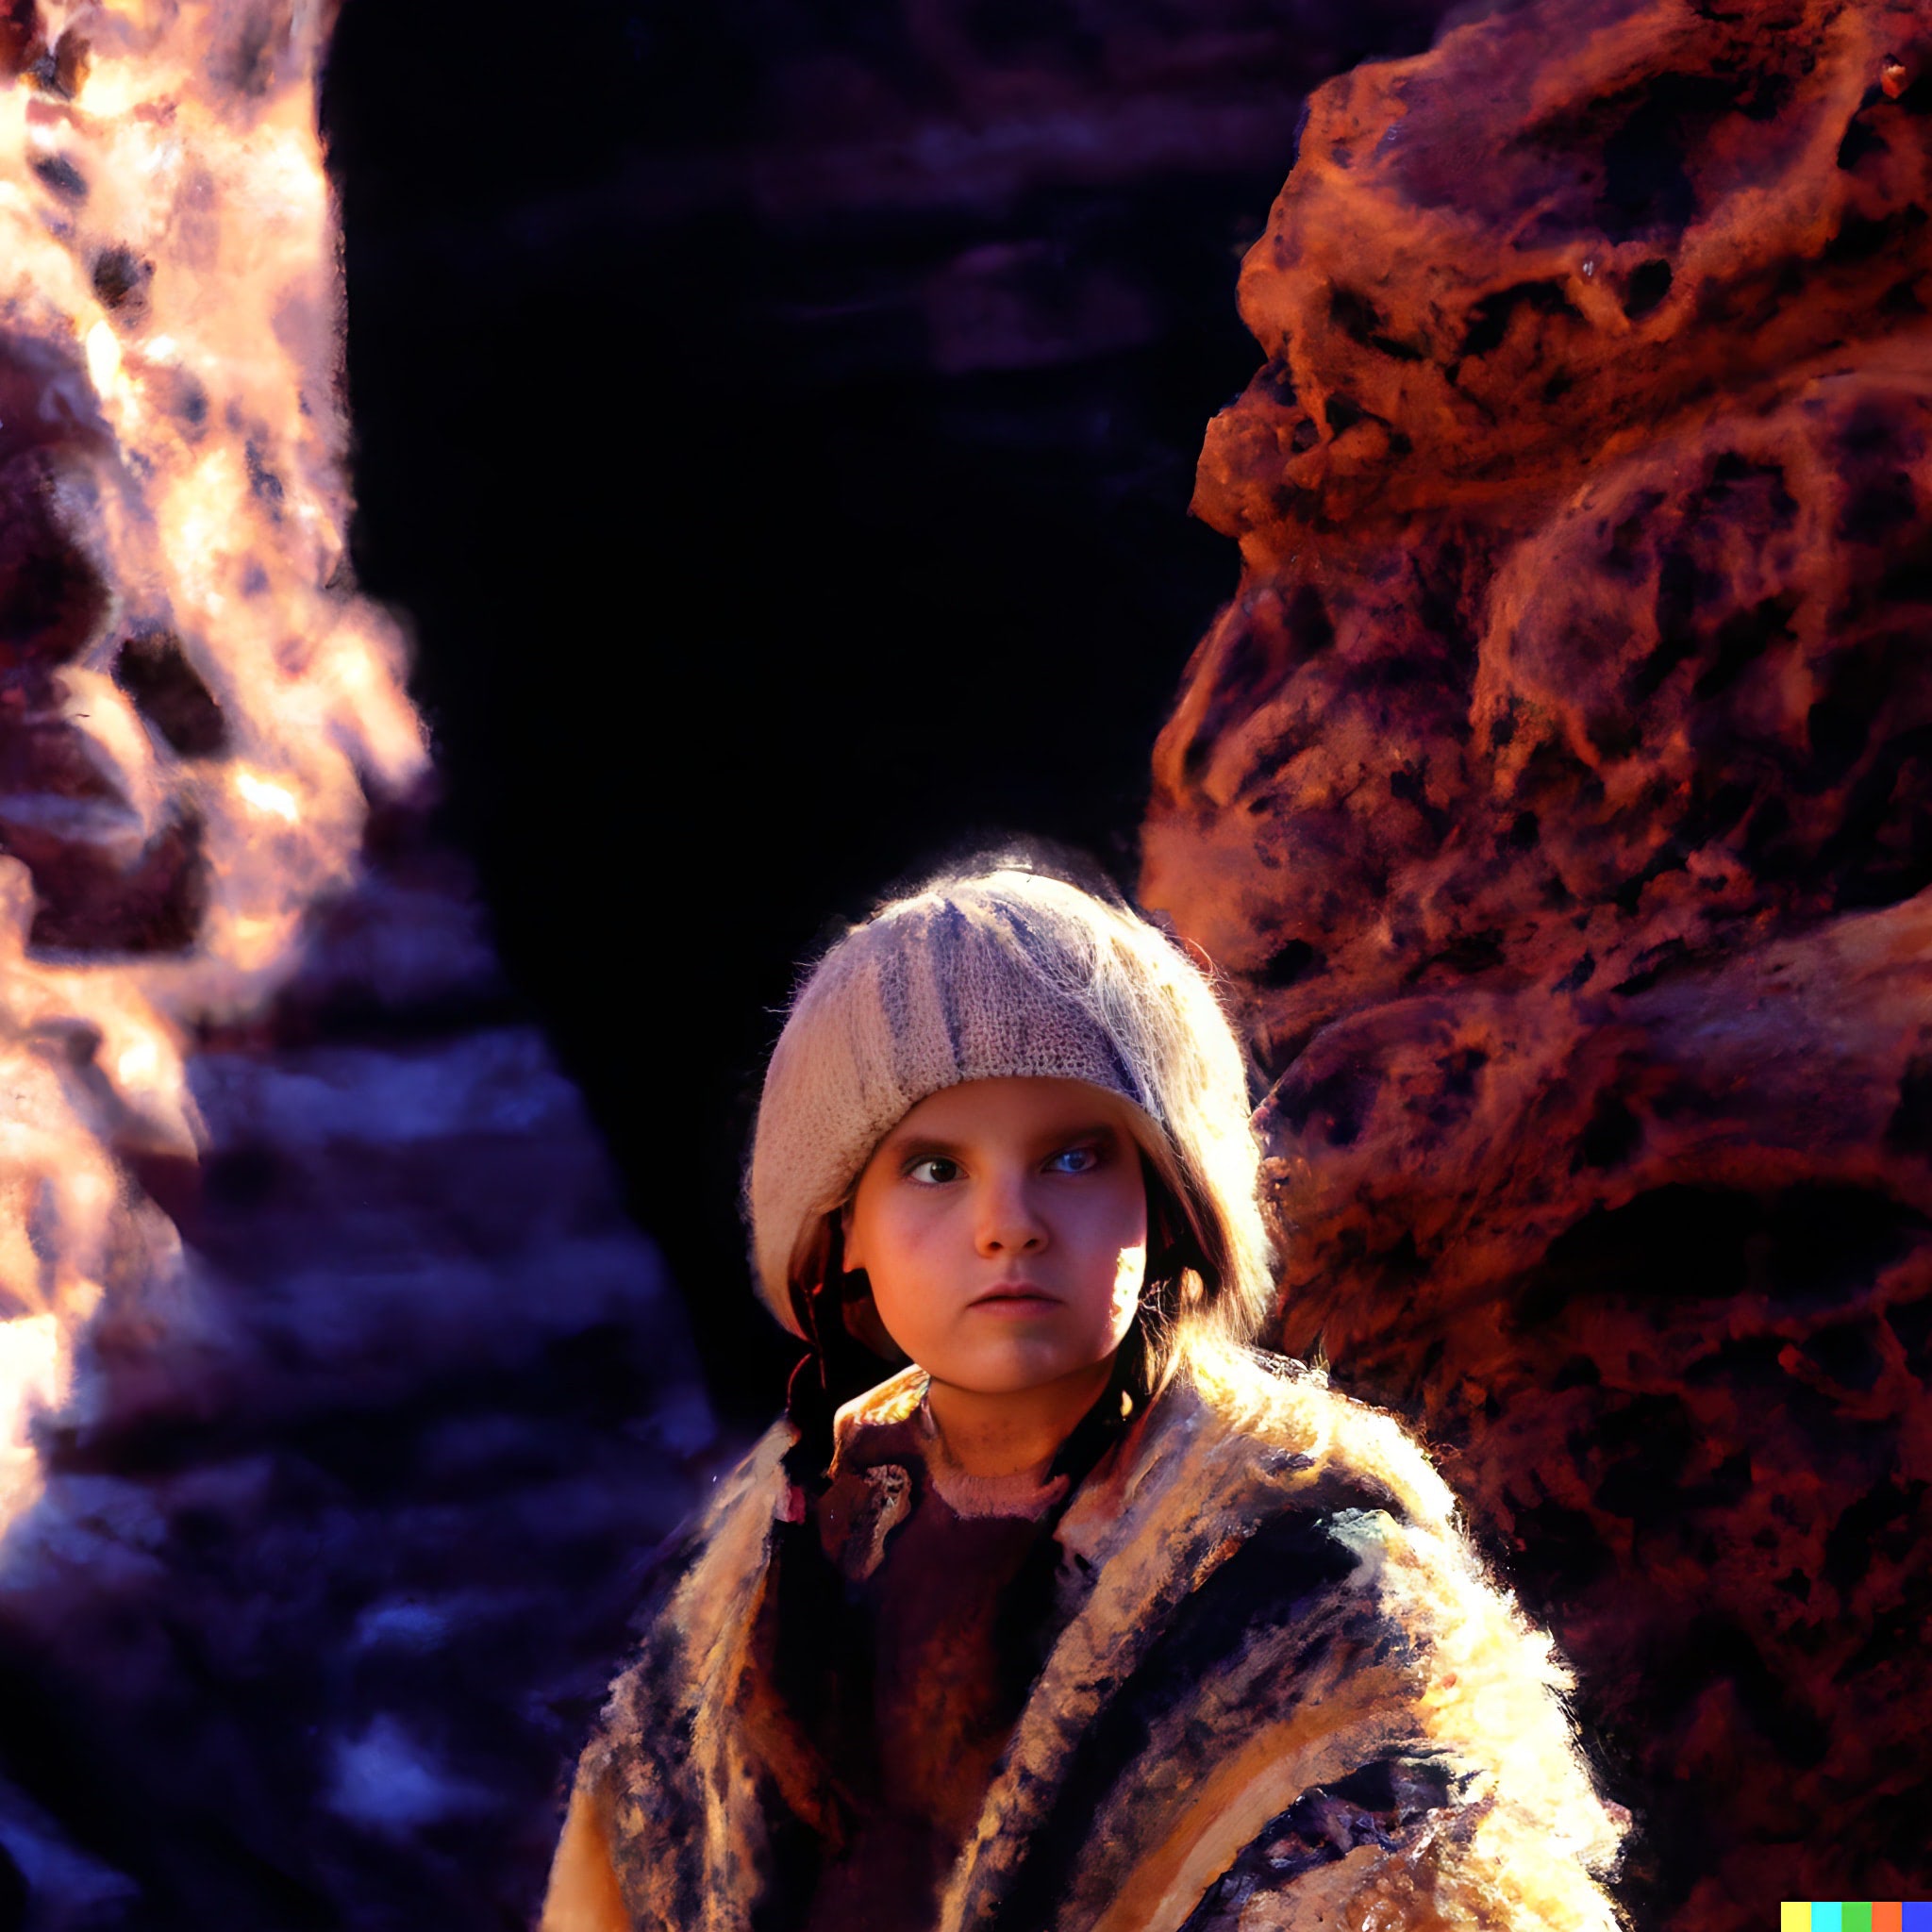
[541,1346,1625,1932]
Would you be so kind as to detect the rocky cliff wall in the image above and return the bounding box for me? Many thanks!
[1144,3,1932,1921]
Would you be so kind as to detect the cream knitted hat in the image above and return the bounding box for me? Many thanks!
[745,864,1275,1339]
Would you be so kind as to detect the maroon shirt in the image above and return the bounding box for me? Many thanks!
[795,1407,1072,1932]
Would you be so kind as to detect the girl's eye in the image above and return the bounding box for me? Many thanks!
[907,1156,961,1185]
[1047,1144,1101,1175]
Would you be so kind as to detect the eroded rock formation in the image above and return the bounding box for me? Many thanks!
[1142,2,1932,1922]
[0,8,715,1922]
[0,809,713,1927]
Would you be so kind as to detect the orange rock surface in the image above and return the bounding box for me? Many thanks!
[1142,1,1932,1923]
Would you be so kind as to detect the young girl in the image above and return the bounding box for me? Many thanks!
[541,859,1624,1932]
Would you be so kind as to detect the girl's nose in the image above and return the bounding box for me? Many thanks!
[975,1171,1047,1255]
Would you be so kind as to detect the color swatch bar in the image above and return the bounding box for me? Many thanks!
[1781,1907,1930,1931]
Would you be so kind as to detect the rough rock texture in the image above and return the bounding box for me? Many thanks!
[0,810,716,1930]
[0,12,715,1922]
[0,0,433,1539]
[1142,1,1932,1924]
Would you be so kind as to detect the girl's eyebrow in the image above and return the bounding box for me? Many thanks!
[884,1131,966,1160]
[880,1119,1127,1161]
[1039,1120,1126,1148]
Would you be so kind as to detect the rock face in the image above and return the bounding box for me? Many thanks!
[0,810,714,1929]
[0,10,714,1921]
[0,0,433,1540]
[1142,2,1932,1923]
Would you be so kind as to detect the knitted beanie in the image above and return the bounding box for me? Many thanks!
[745,865,1274,1339]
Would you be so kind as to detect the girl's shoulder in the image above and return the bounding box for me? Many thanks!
[1141,1341,1459,1534]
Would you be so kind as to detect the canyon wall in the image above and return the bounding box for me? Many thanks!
[0,7,710,1922]
[1143,1,1932,1921]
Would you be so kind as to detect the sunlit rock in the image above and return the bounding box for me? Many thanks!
[0,8,714,1924]
[1143,0,1932,1922]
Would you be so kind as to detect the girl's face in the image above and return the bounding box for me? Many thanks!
[841,1075,1148,1398]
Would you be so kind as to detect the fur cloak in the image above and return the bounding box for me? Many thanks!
[541,1347,1624,1932]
